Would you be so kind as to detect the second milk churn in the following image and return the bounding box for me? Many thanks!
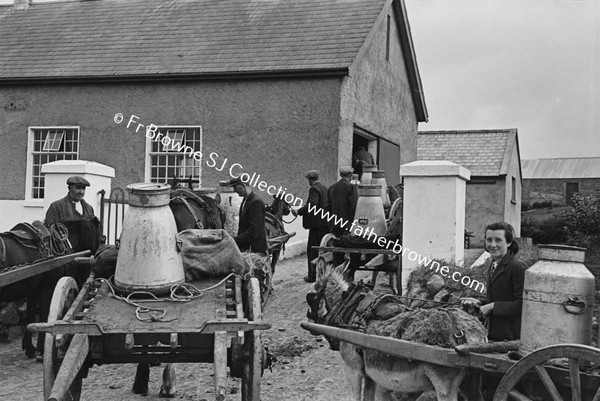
[371,170,391,209]
[521,245,595,351]
[360,164,377,185]
[114,183,185,295]
[219,185,242,237]
[353,184,387,237]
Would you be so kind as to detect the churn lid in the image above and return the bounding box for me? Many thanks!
[127,183,171,207]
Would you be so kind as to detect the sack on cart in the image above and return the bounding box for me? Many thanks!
[178,229,249,280]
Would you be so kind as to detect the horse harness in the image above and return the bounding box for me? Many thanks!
[317,282,467,350]
[171,189,222,230]
[0,222,71,268]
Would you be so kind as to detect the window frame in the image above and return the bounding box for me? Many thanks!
[26,126,80,202]
[144,125,203,188]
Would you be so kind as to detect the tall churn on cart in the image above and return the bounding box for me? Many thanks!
[114,183,185,294]
[521,245,594,351]
[353,184,387,236]
[360,164,377,184]
[371,170,391,209]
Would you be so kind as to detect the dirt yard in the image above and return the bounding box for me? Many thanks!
[0,254,395,401]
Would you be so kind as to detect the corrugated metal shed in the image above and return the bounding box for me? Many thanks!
[418,129,519,177]
[522,158,600,179]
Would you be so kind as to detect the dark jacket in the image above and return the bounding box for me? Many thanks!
[485,252,527,341]
[45,195,95,227]
[235,191,268,254]
[327,179,358,234]
[297,181,329,229]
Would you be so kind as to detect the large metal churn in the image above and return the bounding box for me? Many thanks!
[114,183,185,294]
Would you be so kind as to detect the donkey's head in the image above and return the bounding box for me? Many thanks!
[305,260,350,324]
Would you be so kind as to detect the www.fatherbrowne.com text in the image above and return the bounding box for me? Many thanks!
[114,112,485,293]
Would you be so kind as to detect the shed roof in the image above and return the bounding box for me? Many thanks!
[522,157,600,179]
[417,129,520,177]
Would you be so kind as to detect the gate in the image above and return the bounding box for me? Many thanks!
[98,188,128,246]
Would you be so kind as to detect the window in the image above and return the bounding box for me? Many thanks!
[147,126,202,187]
[511,176,517,203]
[28,127,79,199]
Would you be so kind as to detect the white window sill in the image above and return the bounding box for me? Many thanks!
[23,199,44,208]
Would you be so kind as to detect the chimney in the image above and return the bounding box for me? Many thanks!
[14,0,31,10]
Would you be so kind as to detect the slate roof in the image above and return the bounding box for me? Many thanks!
[417,129,520,177]
[1,0,386,77]
[522,157,600,179]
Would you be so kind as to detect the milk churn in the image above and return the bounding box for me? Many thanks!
[114,183,185,294]
[350,174,360,185]
[219,186,242,237]
[371,170,391,209]
[521,245,595,352]
[353,184,387,237]
[360,164,377,185]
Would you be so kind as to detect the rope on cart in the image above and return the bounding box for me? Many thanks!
[94,273,237,322]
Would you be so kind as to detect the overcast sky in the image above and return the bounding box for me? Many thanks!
[405,0,599,160]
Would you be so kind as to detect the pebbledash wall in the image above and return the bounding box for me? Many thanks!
[339,5,419,176]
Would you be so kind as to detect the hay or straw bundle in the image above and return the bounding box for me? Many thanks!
[242,252,270,282]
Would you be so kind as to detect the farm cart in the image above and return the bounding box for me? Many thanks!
[28,273,271,401]
[301,322,600,401]
[0,251,91,287]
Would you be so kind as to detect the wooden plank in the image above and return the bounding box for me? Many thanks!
[0,250,91,286]
[48,333,89,401]
[301,322,456,367]
[314,246,401,255]
[447,352,515,373]
[570,357,582,401]
[214,331,228,401]
[455,341,521,355]
[28,319,270,336]
[235,276,245,346]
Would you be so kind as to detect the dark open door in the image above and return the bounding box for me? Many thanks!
[378,138,401,186]
[566,182,579,206]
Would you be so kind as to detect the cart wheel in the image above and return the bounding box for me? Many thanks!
[493,344,600,401]
[44,276,82,401]
[388,198,402,222]
[319,233,337,248]
[242,278,264,401]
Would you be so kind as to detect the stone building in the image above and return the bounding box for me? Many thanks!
[418,129,522,246]
[0,0,427,232]
[522,157,600,207]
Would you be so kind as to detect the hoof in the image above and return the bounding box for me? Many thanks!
[159,385,176,398]
[131,379,148,396]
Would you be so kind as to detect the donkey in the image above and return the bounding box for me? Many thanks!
[306,262,488,401]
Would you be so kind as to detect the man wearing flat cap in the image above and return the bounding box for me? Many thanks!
[327,166,358,237]
[226,176,268,254]
[45,176,96,227]
[293,170,329,282]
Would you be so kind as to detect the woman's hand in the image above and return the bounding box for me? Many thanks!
[460,297,481,308]
[480,302,494,316]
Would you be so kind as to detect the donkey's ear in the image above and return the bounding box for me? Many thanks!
[333,259,350,277]
[316,257,330,283]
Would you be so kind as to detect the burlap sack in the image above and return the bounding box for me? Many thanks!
[177,229,248,280]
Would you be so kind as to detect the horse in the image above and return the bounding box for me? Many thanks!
[306,262,488,401]
[0,217,101,357]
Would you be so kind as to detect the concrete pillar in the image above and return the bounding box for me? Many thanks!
[400,161,470,294]
[42,160,115,218]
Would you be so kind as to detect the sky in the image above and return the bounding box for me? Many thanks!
[405,0,599,160]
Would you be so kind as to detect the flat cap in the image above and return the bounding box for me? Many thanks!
[222,176,245,186]
[66,176,90,187]
[305,170,320,179]
[339,166,354,176]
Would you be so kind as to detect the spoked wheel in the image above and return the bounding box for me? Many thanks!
[44,276,82,401]
[241,278,264,401]
[493,344,600,401]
